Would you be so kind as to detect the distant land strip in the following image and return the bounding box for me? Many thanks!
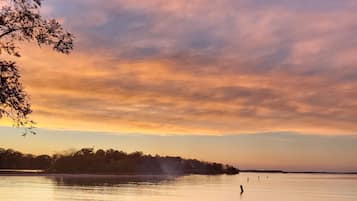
[0,147,239,175]
[240,170,357,174]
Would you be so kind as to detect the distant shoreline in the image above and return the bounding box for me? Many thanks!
[0,148,239,175]
[1,170,357,176]
[0,169,234,177]
[240,170,357,175]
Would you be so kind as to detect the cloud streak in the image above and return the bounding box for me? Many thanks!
[3,0,357,135]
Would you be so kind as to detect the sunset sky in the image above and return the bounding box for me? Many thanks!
[1,0,357,171]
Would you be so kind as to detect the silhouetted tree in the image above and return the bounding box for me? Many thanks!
[0,147,240,175]
[0,148,51,169]
[48,148,239,175]
[0,0,74,134]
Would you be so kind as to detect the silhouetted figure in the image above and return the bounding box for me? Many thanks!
[247,177,250,183]
[240,185,244,194]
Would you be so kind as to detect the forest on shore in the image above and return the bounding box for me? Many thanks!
[0,148,239,175]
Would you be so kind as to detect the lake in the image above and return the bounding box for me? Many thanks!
[0,173,356,201]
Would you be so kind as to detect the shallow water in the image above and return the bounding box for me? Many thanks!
[0,173,356,201]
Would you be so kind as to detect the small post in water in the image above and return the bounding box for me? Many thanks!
[240,185,244,194]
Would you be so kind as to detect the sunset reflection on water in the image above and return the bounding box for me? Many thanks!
[0,173,357,201]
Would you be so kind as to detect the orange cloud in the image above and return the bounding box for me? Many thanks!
[2,0,357,136]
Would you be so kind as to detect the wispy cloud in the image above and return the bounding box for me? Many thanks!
[3,0,357,135]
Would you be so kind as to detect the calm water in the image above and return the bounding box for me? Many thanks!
[0,173,356,201]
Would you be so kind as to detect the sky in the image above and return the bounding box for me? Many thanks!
[1,0,357,171]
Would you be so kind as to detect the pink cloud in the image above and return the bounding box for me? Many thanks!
[4,0,357,135]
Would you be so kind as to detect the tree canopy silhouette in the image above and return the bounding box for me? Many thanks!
[0,147,240,175]
[0,0,74,133]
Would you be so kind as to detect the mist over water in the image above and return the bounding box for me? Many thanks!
[0,173,356,201]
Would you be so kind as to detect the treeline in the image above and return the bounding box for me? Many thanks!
[0,148,239,175]
[0,148,51,169]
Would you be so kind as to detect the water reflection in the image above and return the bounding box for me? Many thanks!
[50,175,177,186]
[0,173,357,201]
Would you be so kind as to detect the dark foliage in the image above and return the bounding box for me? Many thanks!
[50,148,239,175]
[0,0,74,133]
[0,61,34,132]
[0,148,51,169]
[0,147,239,175]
